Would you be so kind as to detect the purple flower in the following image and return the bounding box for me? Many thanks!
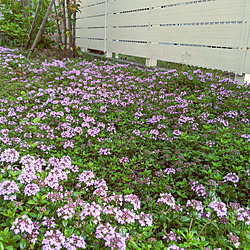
[95,223,128,250]
[136,211,153,227]
[99,148,111,155]
[120,157,129,164]
[208,201,227,217]
[157,193,175,208]
[0,148,20,163]
[124,194,140,210]
[24,183,40,196]
[11,215,37,235]
[64,234,86,249]
[164,168,176,175]
[42,229,66,249]
[223,173,239,186]
[186,199,204,216]
[236,207,250,225]
[0,180,19,200]
[228,232,240,248]
[190,180,207,198]
[173,130,181,136]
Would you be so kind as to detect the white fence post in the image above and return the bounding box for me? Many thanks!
[145,1,157,67]
[146,58,157,67]
[104,0,112,58]
[234,74,246,85]
[237,0,250,76]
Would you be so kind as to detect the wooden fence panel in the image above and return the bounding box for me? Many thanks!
[107,40,151,58]
[107,0,151,13]
[151,24,243,47]
[107,27,151,41]
[76,28,105,39]
[76,0,250,74]
[76,16,105,28]
[151,44,241,72]
[107,11,151,26]
[76,38,105,51]
[150,0,245,25]
[80,2,105,17]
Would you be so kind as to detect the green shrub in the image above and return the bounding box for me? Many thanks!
[0,0,56,47]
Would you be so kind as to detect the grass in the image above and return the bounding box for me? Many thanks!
[0,46,249,249]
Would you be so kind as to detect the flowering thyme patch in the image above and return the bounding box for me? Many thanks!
[0,47,249,249]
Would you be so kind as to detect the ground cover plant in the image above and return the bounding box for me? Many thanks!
[0,46,249,249]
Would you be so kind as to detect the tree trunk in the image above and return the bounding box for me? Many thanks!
[53,1,64,57]
[20,0,27,18]
[66,0,73,57]
[61,0,67,57]
[27,0,55,59]
[72,0,77,57]
[25,0,43,50]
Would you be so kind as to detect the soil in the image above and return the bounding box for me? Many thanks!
[30,47,66,60]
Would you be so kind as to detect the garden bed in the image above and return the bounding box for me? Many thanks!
[0,47,249,249]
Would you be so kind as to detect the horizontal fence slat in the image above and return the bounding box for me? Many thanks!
[151,44,241,72]
[76,16,105,28]
[150,0,245,25]
[107,0,151,13]
[150,0,243,8]
[82,0,105,6]
[80,3,105,17]
[107,24,242,47]
[107,27,151,41]
[107,40,151,58]
[151,24,243,47]
[76,38,105,51]
[107,11,151,26]
[76,28,105,39]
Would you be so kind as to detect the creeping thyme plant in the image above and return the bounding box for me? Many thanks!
[0,47,249,249]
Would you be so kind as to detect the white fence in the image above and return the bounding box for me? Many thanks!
[76,0,250,79]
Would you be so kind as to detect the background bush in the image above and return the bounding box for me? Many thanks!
[0,0,56,47]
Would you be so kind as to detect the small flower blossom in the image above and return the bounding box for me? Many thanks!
[124,194,140,210]
[120,157,129,164]
[208,201,227,217]
[64,234,86,249]
[0,180,19,200]
[236,207,250,225]
[99,148,111,155]
[0,148,20,163]
[42,229,66,249]
[164,168,176,175]
[173,130,181,136]
[228,232,240,248]
[223,173,239,186]
[24,183,40,196]
[157,193,175,208]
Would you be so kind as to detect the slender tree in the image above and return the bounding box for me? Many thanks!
[20,0,27,18]
[66,0,73,57]
[27,0,55,59]
[61,0,68,57]
[25,0,43,50]
[53,1,64,57]
[72,0,77,57]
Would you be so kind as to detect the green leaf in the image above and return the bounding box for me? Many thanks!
[62,220,68,227]
[27,200,36,205]
[0,242,4,250]
[20,239,27,249]
[32,117,41,123]
[3,227,9,235]
[5,246,14,250]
